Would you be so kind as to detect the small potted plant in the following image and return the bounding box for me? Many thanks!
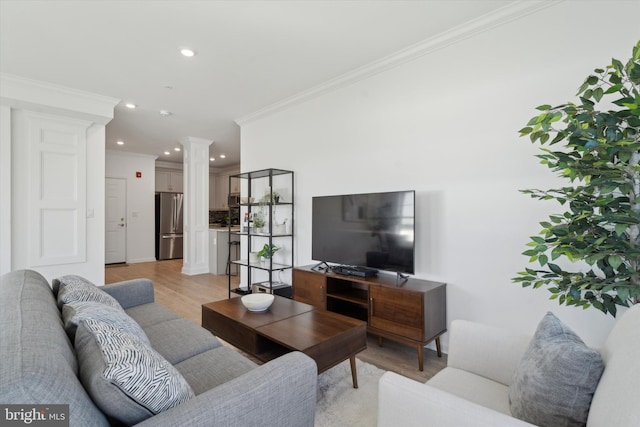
[260,190,281,204]
[257,243,279,265]
[252,215,266,233]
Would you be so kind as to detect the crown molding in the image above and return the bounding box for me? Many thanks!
[0,73,120,124]
[236,0,561,126]
[106,149,159,161]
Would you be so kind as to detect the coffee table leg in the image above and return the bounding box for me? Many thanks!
[350,355,358,389]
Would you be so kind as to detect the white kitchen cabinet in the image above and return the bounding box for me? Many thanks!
[156,170,183,192]
[215,174,228,209]
[209,174,216,210]
[213,168,240,209]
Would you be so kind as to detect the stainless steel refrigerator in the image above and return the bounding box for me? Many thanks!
[155,192,184,260]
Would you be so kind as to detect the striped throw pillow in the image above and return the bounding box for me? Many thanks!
[62,301,150,344]
[56,275,120,309]
[76,319,194,424]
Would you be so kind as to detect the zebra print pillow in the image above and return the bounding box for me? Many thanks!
[62,301,150,344]
[56,275,120,309]
[75,319,194,425]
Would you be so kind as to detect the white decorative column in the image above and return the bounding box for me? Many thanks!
[180,136,212,275]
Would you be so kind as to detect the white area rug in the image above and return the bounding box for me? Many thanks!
[315,358,386,427]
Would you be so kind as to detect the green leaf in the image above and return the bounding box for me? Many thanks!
[612,58,624,73]
[604,83,622,94]
[593,87,604,102]
[615,223,628,236]
[608,255,623,270]
[617,287,630,302]
[548,263,562,274]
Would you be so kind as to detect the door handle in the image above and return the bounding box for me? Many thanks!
[118,224,125,227]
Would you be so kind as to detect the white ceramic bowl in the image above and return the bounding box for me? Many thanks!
[241,293,275,312]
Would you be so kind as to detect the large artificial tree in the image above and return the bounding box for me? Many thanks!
[514,41,640,317]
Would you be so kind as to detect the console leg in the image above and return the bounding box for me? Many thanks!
[349,355,358,389]
[436,337,442,357]
[418,345,424,371]
[378,336,383,347]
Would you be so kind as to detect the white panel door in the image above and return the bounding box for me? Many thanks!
[105,178,126,264]
[26,112,90,266]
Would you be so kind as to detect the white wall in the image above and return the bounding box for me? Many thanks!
[240,1,640,349]
[106,151,157,263]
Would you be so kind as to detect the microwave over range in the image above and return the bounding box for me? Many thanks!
[228,193,240,207]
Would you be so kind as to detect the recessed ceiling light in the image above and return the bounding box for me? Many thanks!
[160,110,172,117]
[180,48,196,57]
[220,154,226,158]
[209,157,215,162]
[174,147,181,152]
[116,140,124,145]
[125,103,136,109]
[164,151,170,155]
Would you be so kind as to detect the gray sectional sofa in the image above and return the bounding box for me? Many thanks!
[0,269,318,426]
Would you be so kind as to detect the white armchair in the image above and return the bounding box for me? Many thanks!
[378,305,640,427]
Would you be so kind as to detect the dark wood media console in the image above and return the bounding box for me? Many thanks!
[292,265,447,371]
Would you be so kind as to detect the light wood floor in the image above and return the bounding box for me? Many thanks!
[105,259,446,382]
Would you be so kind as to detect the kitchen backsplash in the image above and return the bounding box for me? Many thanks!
[209,208,239,225]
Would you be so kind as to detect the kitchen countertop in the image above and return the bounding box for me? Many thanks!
[209,225,241,231]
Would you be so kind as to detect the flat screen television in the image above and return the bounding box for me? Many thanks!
[312,190,415,275]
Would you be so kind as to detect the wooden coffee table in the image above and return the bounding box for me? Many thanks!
[202,296,367,388]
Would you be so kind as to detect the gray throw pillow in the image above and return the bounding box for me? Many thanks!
[75,319,194,425]
[62,301,150,344]
[56,275,120,309]
[509,312,604,427]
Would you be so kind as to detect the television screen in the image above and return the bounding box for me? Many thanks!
[312,190,415,275]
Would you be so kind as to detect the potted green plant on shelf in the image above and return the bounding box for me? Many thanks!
[260,190,281,204]
[513,41,640,317]
[252,215,266,233]
[257,243,280,265]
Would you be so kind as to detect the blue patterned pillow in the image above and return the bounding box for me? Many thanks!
[509,312,604,427]
[62,301,150,344]
[75,319,194,425]
[56,275,120,309]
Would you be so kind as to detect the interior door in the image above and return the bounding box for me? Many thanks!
[105,178,126,264]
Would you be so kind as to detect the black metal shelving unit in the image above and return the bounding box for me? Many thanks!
[227,168,294,298]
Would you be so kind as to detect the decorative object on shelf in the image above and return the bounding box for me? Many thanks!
[513,41,640,317]
[249,252,259,264]
[274,218,287,234]
[240,293,275,312]
[259,187,281,204]
[252,214,266,233]
[257,243,279,264]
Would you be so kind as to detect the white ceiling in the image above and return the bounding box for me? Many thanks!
[0,0,515,169]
